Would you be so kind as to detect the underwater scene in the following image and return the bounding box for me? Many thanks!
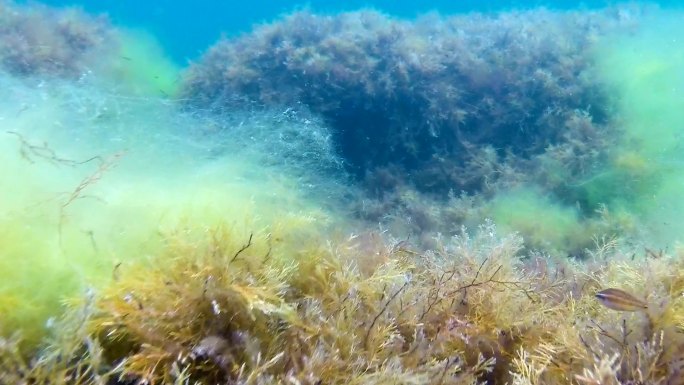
[3,0,684,383]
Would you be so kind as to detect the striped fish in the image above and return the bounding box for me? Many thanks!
[595,288,648,312]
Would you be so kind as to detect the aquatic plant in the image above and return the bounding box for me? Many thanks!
[4,222,684,384]
[181,7,640,197]
[0,66,344,352]
[0,1,180,98]
[5,3,684,384]
[179,6,664,257]
[0,0,114,77]
[191,3,684,258]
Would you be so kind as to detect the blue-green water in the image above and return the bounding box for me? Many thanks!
[25,0,678,62]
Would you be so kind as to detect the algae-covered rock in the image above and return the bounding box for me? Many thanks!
[181,8,634,196]
[0,0,114,77]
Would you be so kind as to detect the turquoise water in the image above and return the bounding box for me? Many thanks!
[24,0,657,61]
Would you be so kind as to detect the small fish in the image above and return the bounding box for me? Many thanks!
[595,288,648,312]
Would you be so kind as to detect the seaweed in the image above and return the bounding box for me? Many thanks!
[178,5,658,257]
[180,7,640,197]
[4,3,684,384]
[0,0,114,78]
[3,222,684,384]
